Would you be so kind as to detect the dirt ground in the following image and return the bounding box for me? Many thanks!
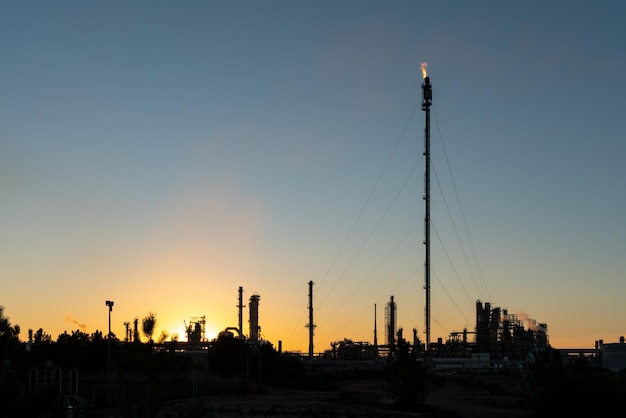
[425,375,532,418]
[153,374,530,418]
[92,373,532,417]
[156,380,412,417]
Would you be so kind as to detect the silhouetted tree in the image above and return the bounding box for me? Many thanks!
[209,332,247,377]
[50,329,115,371]
[25,327,53,366]
[55,329,93,368]
[384,337,430,411]
[156,330,168,344]
[0,306,20,382]
[91,329,104,342]
[142,312,157,344]
[33,328,51,344]
[527,346,626,417]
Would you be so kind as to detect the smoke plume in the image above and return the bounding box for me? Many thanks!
[65,314,87,331]
[516,311,539,331]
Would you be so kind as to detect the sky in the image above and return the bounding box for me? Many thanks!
[1,1,625,352]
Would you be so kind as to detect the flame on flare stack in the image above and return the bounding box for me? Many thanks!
[421,62,428,79]
[421,62,432,110]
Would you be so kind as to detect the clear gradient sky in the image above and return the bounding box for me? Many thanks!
[2,1,625,352]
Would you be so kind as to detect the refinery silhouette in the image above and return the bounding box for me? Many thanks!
[2,68,625,418]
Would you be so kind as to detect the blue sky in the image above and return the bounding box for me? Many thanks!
[1,1,625,351]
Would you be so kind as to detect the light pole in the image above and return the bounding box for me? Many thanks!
[106,301,114,337]
[105,300,114,404]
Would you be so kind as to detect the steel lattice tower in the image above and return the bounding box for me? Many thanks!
[421,68,432,351]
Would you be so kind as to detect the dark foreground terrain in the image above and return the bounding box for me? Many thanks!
[89,372,531,418]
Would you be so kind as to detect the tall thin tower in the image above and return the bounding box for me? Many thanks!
[421,63,432,351]
[305,281,316,360]
[373,304,378,354]
[237,286,245,337]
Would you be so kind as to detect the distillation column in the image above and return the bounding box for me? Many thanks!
[249,293,260,344]
[385,295,397,354]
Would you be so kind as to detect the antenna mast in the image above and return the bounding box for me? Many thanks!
[421,68,432,351]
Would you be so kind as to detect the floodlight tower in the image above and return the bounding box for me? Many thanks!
[106,300,114,337]
[421,64,432,351]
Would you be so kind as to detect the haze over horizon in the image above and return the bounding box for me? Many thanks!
[2,1,625,352]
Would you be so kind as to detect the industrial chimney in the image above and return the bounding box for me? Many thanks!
[249,293,261,344]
